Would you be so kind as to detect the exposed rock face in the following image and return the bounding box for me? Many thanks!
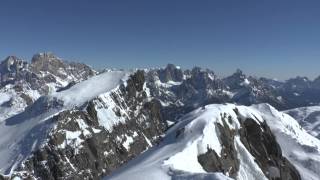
[158,64,184,82]
[11,71,167,180]
[223,69,246,90]
[146,65,287,122]
[236,112,301,180]
[0,56,28,85]
[144,64,320,123]
[1,52,95,91]
[30,52,95,81]
[0,58,317,180]
[0,53,96,122]
[198,117,240,178]
[195,107,301,180]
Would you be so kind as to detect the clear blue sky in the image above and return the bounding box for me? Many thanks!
[1,0,320,80]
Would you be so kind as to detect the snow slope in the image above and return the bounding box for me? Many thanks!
[106,104,320,180]
[284,106,320,138]
[0,85,41,122]
[0,71,127,174]
[252,104,320,180]
[51,71,128,107]
[106,104,240,180]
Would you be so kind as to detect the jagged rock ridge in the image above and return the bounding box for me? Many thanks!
[1,54,320,180]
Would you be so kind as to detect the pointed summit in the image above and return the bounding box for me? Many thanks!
[31,52,60,64]
[158,63,183,82]
[30,52,65,73]
[233,68,245,77]
[0,55,27,73]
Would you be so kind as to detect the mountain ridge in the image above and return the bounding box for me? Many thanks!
[1,53,320,180]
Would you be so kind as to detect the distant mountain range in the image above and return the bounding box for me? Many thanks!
[1,53,320,180]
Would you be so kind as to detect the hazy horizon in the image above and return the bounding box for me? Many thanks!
[1,0,320,80]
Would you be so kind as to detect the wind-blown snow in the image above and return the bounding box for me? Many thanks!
[51,71,127,107]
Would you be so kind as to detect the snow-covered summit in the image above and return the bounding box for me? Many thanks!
[107,103,320,180]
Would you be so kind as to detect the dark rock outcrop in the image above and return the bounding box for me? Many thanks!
[12,71,167,180]
[196,108,301,180]
[198,115,239,178]
[237,113,301,180]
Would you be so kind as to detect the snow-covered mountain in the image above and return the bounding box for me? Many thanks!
[106,104,320,180]
[0,53,96,122]
[285,106,320,139]
[0,66,168,179]
[1,53,320,180]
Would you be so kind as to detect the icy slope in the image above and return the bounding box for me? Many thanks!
[0,71,126,175]
[255,104,320,180]
[106,103,318,180]
[284,106,320,138]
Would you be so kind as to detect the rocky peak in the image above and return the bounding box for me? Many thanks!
[223,69,247,90]
[284,76,311,92]
[287,76,310,83]
[231,69,246,80]
[0,56,27,73]
[312,75,320,89]
[184,67,217,90]
[2,55,19,64]
[0,56,29,86]
[31,52,59,64]
[157,63,183,82]
[30,52,65,73]
[30,52,95,82]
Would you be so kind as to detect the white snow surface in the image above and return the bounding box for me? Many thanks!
[0,84,41,122]
[252,104,320,180]
[51,71,127,107]
[284,106,320,138]
[106,104,267,180]
[0,92,10,105]
[94,91,128,131]
[106,103,320,180]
